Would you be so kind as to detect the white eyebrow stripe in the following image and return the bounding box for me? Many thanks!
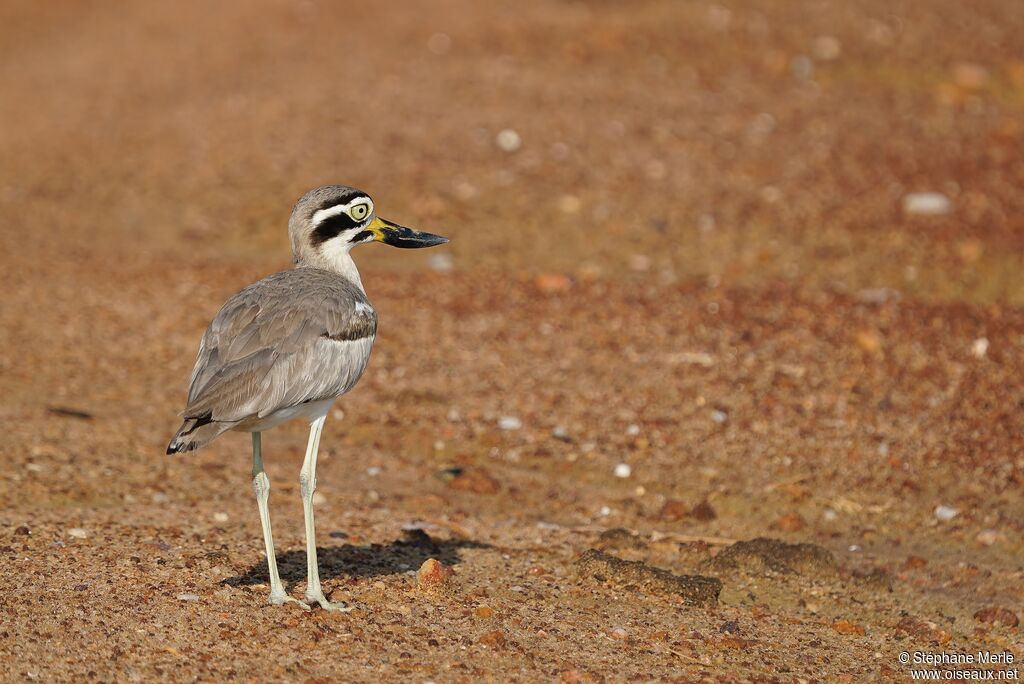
[311,198,374,227]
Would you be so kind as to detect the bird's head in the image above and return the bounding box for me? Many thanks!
[289,185,448,269]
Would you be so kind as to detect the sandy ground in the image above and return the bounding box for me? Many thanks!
[1,1,1022,681]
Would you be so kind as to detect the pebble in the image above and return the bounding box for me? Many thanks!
[14,525,30,536]
[711,409,728,424]
[599,505,612,517]
[690,500,717,522]
[812,35,842,61]
[67,528,88,539]
[366,466,382,476]
[311,492,327,507]
[448,468,501,495]
[478,629,506,648]
[822,508,838,522]
[971,337,989,359]
[610,627,628,640]
[213,512,228,523]
[628,254,651,272]
[176,593,200,601]
[831,619,866,636]
[973,607,1019,627]
[658,499,688,522]
[613,463,632,479]
[498,416,522,430]
[902,192,952,216]
[625,424,640,436]
[551,425,572,442]
[25,463,43,473]
[975,529,999,546]
[559,195,582,214]
[495,129,522,152]
[934,505,957,521]
[534,273,573,293]
[416,558,454,592]
[427,253,454,273]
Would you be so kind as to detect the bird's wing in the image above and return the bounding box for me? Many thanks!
[183,269,377,422]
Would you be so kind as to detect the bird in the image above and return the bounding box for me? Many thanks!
[167,185,449,610]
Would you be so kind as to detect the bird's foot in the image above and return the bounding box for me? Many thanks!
[305,591,353,612]
[268,592,311,610]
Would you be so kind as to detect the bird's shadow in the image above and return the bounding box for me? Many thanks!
[222,529,488,590]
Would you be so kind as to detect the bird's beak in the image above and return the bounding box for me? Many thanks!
[369,217,449,248]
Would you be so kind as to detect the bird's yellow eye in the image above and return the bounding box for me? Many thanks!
[350,203,370,221]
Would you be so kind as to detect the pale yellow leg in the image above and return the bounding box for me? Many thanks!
[252,432,309,609]
[299,417,351,611]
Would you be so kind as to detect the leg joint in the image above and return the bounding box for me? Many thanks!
[299,472,315,500]
[253,471,271,499]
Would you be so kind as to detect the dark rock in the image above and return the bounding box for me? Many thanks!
[574,548,721,606]
[690,500,718,522]
[702,537,837,577]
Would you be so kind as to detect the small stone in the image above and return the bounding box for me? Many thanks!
[213,512,228,523]
[416,558,454,593]
[625,424,641,436]
[311,492,327,507]
[559,195,582,214]
[690,500,718,522]
[971,337,989,359]
[775,513,807,532]
[822,508,838,522]
[973,607,1019,627]
[610,627,628,640]
[613,463,632,479]
[551,425,572,442]
[67,528,88,539]
[534,273,573,294]
[855,329,882,353]
[658,499,688,522]
[473,606,494,618]
[14,526,30,536]
[495,129,521,152]
[152,493,169,504]
[812,35,841,61]
[902,192,952,216]
[934,505,957,521]
[904,556,928,569]
[831,619,866,636]
[711,409,728,424]
[975,529,1000,546]
[427,253,454,273]
[176,593,200,601]
[25,463,43,473]
[366,466,382,476]
[628,254,651,271]
[448,468,501,495]
[478,629,506,648]
[498,416,522,430]
[527,565,547,576]
[952,62,989,89]
[895,616,951,644]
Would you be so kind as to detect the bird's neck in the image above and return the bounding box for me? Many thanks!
[296,246,365,292]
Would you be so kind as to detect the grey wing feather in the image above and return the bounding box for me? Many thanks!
[182,269,377,422]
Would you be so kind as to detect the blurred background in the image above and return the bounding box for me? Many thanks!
[1,1,1022,680]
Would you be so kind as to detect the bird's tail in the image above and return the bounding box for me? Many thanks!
[166,413,236,454]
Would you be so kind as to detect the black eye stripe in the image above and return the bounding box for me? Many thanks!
[349,230,374,243]
[311,213,360,245]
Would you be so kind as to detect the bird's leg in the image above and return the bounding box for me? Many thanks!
[299,416,351,611]
[251,432,309,609]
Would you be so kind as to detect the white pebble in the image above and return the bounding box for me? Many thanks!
[711,409,728,424]
[498,416,522,430]
[848,544,861,552]
[176,593,200,602]
[25,463,43,473]
[626,424,641,436]
[427,253,454,273]
[614,463,632,479]
[902,192,952,216]
[971,337,989,359]
[629,254,651,271]
[213,512,228,523]
[934,505,958,521]
[823,508,838,522]
[366,466,382,476]
[495,129,522,152]
[67,528,88,539]
[551,425,571,440]
[599,505,612,517]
